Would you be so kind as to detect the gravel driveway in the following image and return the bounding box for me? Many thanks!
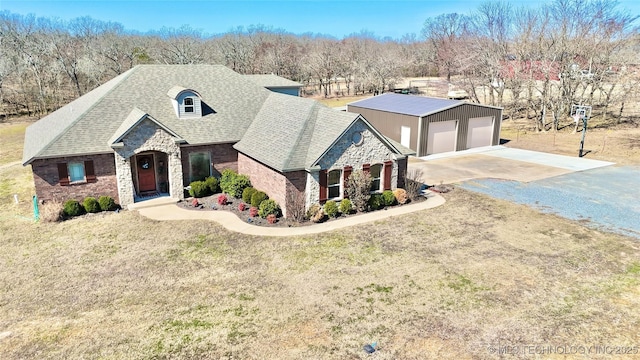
[460,166,640,238]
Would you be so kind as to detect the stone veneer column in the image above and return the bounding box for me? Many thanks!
[114,118,184,207]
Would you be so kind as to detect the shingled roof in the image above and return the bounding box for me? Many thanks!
[244,74,303,89]
[23,65,280,164]
[24,65,400,171]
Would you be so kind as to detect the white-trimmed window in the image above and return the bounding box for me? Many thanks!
[370,163,382,192]
[189,152,212,182]
[184,97,194,113]
[327,169,341,199]
[68,162,86,183]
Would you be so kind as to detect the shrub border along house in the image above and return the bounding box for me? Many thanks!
[22,65,414,219]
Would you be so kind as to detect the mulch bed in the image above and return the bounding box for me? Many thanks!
[177,192,431,228]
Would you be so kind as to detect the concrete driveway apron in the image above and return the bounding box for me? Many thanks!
[409,146,638,238]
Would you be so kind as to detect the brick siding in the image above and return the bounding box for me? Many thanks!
[31,153,119,203]
[237,152,306,218]
[180,143,238,184]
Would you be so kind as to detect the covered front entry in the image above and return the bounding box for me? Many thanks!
[132,151,170,197]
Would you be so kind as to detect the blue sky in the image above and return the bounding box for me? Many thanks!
[1,0,639,39]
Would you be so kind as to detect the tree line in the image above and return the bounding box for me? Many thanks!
[1,0,638,130]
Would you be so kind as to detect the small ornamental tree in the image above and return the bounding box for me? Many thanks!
[345,170,372,212]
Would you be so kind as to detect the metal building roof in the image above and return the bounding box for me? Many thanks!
[348,93,463,117]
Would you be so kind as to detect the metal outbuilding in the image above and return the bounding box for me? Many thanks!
[348,93,503,157]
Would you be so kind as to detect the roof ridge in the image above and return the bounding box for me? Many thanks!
[27,67,139,162]
[281,98,321,170]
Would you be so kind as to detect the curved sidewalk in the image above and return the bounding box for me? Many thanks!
[137,192,446,237]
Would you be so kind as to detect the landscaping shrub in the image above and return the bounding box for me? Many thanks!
[368,193,384,211]
[250,190,268,208]
[220,169,251,198]
[310,208,326,223]
[63,199,84,217]
[404,168,424,201]
[204,176,220,194]
[339,198,353,214]
[323,200,339,218]
[258,199,280,218]
[249,206,258,217]
[40,200,63,222]
[189,180,210,198]
[238,202,247,211]
[393,188,408,204]
[305,203,322,220]
[382,190,397,206]
[345,170,372,212]
[98,195,116,211]
[242,187,257,204]
[192,198,200,207]
[217,194,228,205]
[266,214,277,224]
[83,197,101,213]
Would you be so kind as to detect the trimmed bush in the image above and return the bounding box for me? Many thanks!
[242,187,257,204]
[219,169,251,198]
[339,198,353,214]
[393,188,408,204]
[98,196,116,211]
[368,193,384,211]
[238,202,247,211]
[305,203,322,220]
[204,176,220,194]
[217,194,228,205]
[249,206,259,217]
[40,200,63,222]
[63,199,84,217]
[266,214,277,224]
[323,200,339,218]
[192,198,200,207]
[382,190,396,206]
[189,180,210,198]
[258,199,280,218]
[250,190,268,208]
[83,197,101,213]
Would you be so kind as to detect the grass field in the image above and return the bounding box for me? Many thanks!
[1,119,639,359]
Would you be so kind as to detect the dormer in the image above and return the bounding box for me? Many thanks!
[167,86,203,118]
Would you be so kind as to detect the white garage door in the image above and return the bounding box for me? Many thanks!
[427,120,457,154]
[467,116,494,149]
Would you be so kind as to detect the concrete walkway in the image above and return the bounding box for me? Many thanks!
[136,192,446,237]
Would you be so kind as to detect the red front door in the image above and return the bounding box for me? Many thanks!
[137,155,156,193]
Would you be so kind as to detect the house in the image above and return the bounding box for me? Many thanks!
[347,93,503,156]
[22,65,411,217]
[244,74,303,96]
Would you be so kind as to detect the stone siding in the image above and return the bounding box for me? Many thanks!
[114,118,183,207]
[308,119,402,206]
[31,153,118,203]
[237,153,306,218]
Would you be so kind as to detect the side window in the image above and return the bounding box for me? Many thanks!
[189,152,211,182]
[184,97,194,113]
[327,169,341,199]
[68,162,85,183]
[370,164,382,192]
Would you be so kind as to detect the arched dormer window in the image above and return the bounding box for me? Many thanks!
[167,86,203,118]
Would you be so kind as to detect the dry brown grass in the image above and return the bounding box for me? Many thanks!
[1,103,640,359]
[1,189,639,359]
